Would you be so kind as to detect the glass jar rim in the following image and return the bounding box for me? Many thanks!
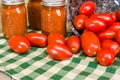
[42,0,65,6]
[2,0,25,5]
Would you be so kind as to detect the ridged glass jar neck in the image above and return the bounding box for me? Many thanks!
[42,0,65,6]
[2,0,25,5]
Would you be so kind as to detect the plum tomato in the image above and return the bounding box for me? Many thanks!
[81,30,100,57]
[115,30,120,56]
[79,1,96,16]
[8,35,30,54]
[85,17,107,32]
[66,35,80,53]
[101,39,120,56]
[97,47,115,66]
[47,42,73,60]
[90,13,114,26]
[115,29,120,44]
[48,33,66,45]
[25,32,47,47]
[108,22,120,32]
[73,14,88,30]
[97,29,116,41]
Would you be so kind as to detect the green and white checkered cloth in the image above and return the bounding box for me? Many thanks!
[0,33,120,80]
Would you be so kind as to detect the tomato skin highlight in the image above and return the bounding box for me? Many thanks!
[85,17,107,32]
[66,35,81,53]
[97,47,115,66]
[73,14,88,30]
[81,30,100,57]
[25,32,47,47]
[47,42,73,60]
[48,33,66,45]
[79,1,96,16]
[8,35,30,54]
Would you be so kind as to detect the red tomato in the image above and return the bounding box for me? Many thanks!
[108,22,120,32]
[8,35,30,54]
[73,14,88,30]
[97,29,116,41]
[90,13,114,26]
[79,1,96,16]
[101,39,120,56]
[109,12,117,22]
[25,32,47,47]
[47,42,73,60]
[81,30,100,57]
[115,30,120,56]
[97,47,115,66]
[115,29,120,44]
[85,17,107,32]
[117,8,120,20]
[48,33,66,45]
[66,35,80,53]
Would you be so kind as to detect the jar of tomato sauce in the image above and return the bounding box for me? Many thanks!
[1,0,27,39]
[41,0,66,36]
[27,0,42,30]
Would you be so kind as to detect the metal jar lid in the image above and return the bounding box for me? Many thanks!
[42,0,65,6]
[2,0,25,5]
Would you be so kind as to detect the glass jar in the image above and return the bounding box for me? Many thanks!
[41,0,66,36]
[1,0,27,39]
[27,0,42,30]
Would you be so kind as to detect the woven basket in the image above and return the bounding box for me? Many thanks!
[67,0,120,36]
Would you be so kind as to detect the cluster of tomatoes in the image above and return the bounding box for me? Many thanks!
[8,1,120,66]
[73,1,120,66]
[8,32,80,61]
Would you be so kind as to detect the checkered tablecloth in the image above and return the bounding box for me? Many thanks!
[0,33,120,80]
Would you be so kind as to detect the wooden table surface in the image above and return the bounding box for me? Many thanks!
[0,71,13,80]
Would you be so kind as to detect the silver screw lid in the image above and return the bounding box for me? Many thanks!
[42,0,65,6]
[2,0,25,5]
